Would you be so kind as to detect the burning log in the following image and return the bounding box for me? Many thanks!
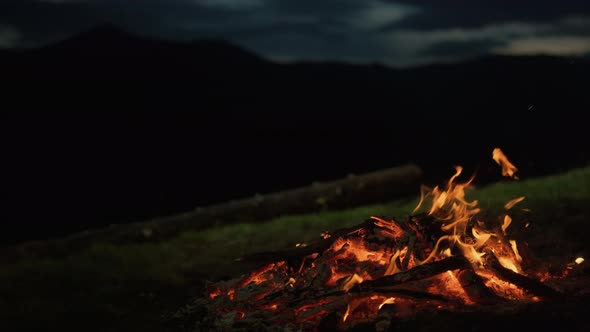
[456,268,505,304]
[351,255,469,290]
[240,219,378,266]
[483,250,564,300]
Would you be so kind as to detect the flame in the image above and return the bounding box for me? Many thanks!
[502,215,512,234]
[378,297,396,310]
[413,165,483,265]
[409,149,527,281]
[498,257,520,273]
[505,196,525,210]
[371,216,406,240]
[575,257,584,264]
[509,240,522,263]
[286,277,296,287]
[472,227,492,248]
[341,273,364,292]
[384,247,409,276]
[431,166,479,232]
[319,236,395,287]
[342,304,350,322]
[492,148,519,179]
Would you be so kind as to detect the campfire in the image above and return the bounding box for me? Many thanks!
[204,148,581,331]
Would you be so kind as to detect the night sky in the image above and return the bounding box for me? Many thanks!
[1,0,589,66]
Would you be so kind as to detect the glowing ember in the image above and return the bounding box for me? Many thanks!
[205,147,566,331]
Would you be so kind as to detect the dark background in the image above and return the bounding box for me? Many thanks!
[1,27,589,245]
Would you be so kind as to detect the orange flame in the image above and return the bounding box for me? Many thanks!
[502,215,512,234]
[409,148,525,279]
[505,196,525,210]
[341,273,364,292]
[378,297,396,310]
[492,148,519,179]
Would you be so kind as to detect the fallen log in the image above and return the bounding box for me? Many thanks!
[196,163,423,224]
[2,163,423,261]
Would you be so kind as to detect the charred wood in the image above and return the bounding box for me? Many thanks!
[483,251,563,300]
[351,255,470,291]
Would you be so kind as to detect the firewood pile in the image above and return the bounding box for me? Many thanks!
[173,149,587,331]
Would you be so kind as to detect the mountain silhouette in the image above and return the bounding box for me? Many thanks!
[45,23,143,52]
[40,24,267,65]
[1,25,589,244]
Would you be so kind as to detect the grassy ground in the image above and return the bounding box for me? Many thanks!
[1,166,589,332]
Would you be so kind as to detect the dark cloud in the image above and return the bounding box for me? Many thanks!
[382,0,590,30]
[266,0,368,16]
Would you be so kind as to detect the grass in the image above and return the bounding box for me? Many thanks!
[1,165,589,331]
[179,165,590,266]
